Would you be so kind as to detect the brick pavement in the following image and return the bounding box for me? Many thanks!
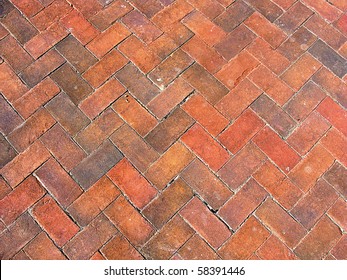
[0,0,346,260]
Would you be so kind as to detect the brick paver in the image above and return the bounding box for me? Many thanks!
[0,0,346,260]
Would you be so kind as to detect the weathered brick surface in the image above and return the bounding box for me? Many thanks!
[1,0,346,260]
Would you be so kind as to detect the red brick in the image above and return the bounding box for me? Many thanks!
[145,108,194,153]
[219,143,266,190]
[245,12,286,48]
[8,108,56,152]
[182,36,226,73]
[164,21,194,45]
[295,216,342,259]
[111,125,159,173]
[0,35,33,73]
[219,216,270,259]
[186,0,224,20]
[324,162,347,198]
[256,199,306,248]
[181,124,230,171]
[79,78,126,119]
[89,0,133,30]
[30,0,72,31]
[182,11,226,46]
[32,196,79,247]
[332,235,347,260]
[0,177,11,200]
[177,234,219,260]
[220,178,267,230]
[216,51,259,90]
[289,144,335,192]
[148,49,193,88]
[113,95,157,137]
[321,128,347,167]
[219,109,264,154]
[0,62,28,103]
[253,161,303,209]
[254,127,301,173]
[116,63,160,105]
[328,199,347,232]
[0,94,23,135]
[257,235,297,260]
[87,23,131,58]
[284,82,326,122]
[182,159,232,209]
[83,49,128,88]
[246,0,283,22]
[105,196,154,247]
[335,14,347,37]
[118,36,160,73]
[182,63,229,105]
[247,38,290,75]
[68,176,120,226]
[291,180,338,229]
[216,79,262,120]
[13,78,60,119]
[148,78,193,119]
[181,197,231,248]
[23,232,66,260]
[302,0,341,23]
[0,176,45,225]
[182,94,229,137]
[143,178,193,228]
[60,9,99,45]
[35,158,83,207]
[249,65,294,106]
[21,49,65,88]
[145,142,194,189]
[108,159,157,209]
[75,109,123,153]
[272,0,296,10]
[317,97,347,137]
[11,0,43,17]
[215,24,256,60]
[148,34,178,60]
[63,213,116,259]
[282,55,321,91]
[288,112,330,155]
[0,135,16,169]
[142,215,194,259]
[122,10,162,44]
[1,141,50,187]
[67,0,102,18]
[101,233,143,260]
[329,0,347,11]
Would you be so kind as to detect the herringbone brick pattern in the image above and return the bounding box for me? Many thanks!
[0,0,346,260]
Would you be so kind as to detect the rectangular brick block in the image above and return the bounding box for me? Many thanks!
[11,0,43,17]
[257,235,297,260]
[186,0,224,20]
[35,158,82,207]
[328,198,347,232]
[143,178,193,229]
[32,196,79,247]
[148,33,178,60]
[246,0,282,22]
[111,125,159,172]
[219,143,266,190]
[321,128,347,167]
[302,0,341,22]
[1,140,50,187]
[67,176,120,226]
[105,196,154,247]
[218,216,270,259]
[324,162,347,197]
[145,142,194,189]
[71,140,123,189]
[107,159,157,209]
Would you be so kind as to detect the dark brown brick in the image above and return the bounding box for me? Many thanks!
[0,94,22,135]
[245,0,283,22]
[0,134,16,169]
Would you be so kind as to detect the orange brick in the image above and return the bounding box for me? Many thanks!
[105,196,154,247]
[289,144,335,192]
[328,198,347,231]
[11,0,43,17]
[68,176,120,226]
[1,141,50,187]
[257,235,297,260]
[219,109,264,154]
[108,159,157,209]
[187,0,224,19]
[302,0,341,22]
[295,215,342,259]
[182,94,229,137]
[0,176,45,225]
[164,21,193,45]
[32,196,79,247]
[148,34,178,60]
[145,142,194,189]
[83,49,128,88]
[253,127,301,173]
[320,128,347,167]
[87,23,131,58]
[256,199,306,248]
[219,216,270,259]
[182,159,232,210]
[113,94,157,137]
[219,179,268,230]
[118,36,161,73]
[181,197,231,248]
